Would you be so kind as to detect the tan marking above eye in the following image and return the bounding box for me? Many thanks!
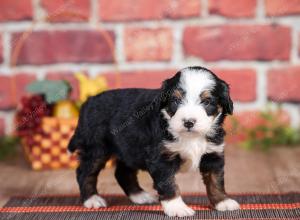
[200,90,212,100]
[173,89,183,99]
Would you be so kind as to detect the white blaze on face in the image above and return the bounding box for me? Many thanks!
[168,68,216,137]
[163,68,224,172]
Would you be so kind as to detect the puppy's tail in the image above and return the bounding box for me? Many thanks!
[67,132,83,153]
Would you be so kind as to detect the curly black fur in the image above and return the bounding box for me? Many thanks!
[68,66,233,205]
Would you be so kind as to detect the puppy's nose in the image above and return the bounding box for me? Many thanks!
[183,119,196,129]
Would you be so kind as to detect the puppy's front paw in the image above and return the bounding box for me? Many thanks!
[129,191,158,204]
[215,198,240,211]
[84,194,107,209]
[161,196,195,217]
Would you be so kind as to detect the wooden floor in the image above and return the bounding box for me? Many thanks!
[0,145,300,207]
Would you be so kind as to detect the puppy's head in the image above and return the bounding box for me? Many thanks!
[161,66,233,138]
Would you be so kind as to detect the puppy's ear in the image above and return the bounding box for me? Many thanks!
[219,80,233,115]
[159,71,181,108]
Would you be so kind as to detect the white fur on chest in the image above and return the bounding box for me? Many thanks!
[164,137,224,172]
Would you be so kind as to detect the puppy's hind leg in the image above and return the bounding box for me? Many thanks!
[77,150,110,209]
[115,160,157,204]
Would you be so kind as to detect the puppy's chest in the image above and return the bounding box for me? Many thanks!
[164,137,224,172]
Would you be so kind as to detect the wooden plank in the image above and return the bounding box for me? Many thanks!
[268,147,300,193]
[0,146,299,207]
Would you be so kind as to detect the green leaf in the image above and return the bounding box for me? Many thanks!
[27,80,71,103]
[0,136,20,160]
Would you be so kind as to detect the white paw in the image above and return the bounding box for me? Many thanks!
[161,196,195,217]
[129,191,158,204]
[83,194,107,208]
[215,198,240,211]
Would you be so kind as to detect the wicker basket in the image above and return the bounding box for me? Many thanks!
[22,117,78,170]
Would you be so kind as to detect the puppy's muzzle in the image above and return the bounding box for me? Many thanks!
[183,119,196,130]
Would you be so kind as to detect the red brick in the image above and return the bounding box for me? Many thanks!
[213,69,257,102]
[0,117,4,136]
[46,72,82,100]
[267,67,300,102]
[183,25,291,61]
[99,0,201,21]
[102,68,256,102]
[166,0,201,18]
[12,31,115,65]
[265,0,300,16]
[41,0,90,22]
[103,70,175,89]
[299,34,300,56]
[0,73,36,109]
[0,35,3,63]
[14,73,36,102]
[0,75,14,109]
[124,28,173,61]
[0,0,32,22]
[209,0,256,18]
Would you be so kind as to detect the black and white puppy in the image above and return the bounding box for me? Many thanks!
[68,66,240,217]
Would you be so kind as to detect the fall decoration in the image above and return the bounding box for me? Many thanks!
[75,72,108,102]
[53,100,79,119]
[229,107,300,150]
[27,80,71,104]
[15,75,111,170]
[22,117,78,170]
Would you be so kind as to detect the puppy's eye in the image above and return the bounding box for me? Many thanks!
[202,98,211,106]
[169,97,180,108]
[172,97,181,104]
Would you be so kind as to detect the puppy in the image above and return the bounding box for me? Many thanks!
[68,66,240,217]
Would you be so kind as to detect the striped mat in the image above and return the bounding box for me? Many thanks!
[0,193,299,219]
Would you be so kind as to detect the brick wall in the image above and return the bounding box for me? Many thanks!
[0,0,300,134]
